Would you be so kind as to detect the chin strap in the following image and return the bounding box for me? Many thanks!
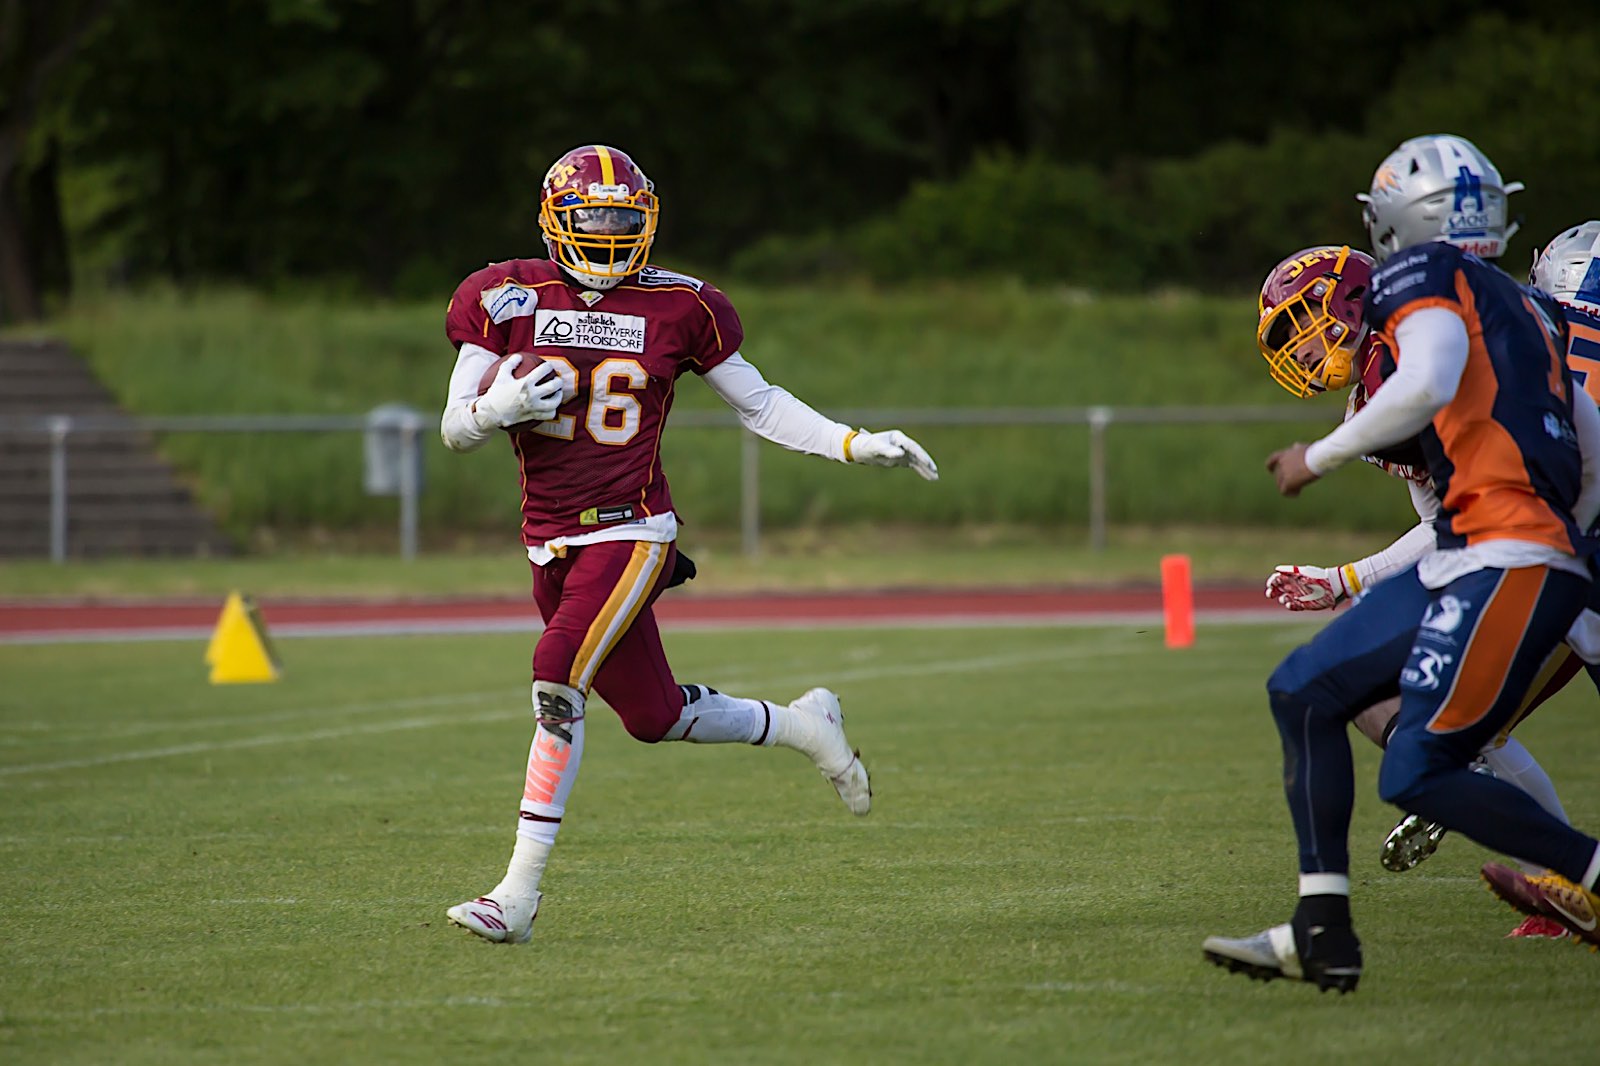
[555,263,624,291]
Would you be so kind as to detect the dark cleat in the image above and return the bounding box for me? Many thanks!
[1203,920,1361,993]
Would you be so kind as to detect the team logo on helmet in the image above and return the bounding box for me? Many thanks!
[1358,135,1522,263]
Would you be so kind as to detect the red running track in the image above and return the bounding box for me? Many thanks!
[0,585,1288,644]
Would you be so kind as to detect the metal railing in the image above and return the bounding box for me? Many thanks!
[0,405,1333,562]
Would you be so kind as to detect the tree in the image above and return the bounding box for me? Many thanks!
[0,0,112,323]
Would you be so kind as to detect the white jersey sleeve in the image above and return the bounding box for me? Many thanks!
[702,352,853,462]
[1306,308,1468,475]
[439,342,501,453]
[1335,480,1439,594]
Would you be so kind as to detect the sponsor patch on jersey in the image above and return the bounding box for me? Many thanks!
[1401,647,1454,690]
[534,309,646,353]
[1382,271,1428,296]
[481,282,539,324]
[1421,595,1469,635]
[635,266,704,290]
[1376,250,1433,280]
[577,289,605,307]
[1543,411,1578,446]
[579,505,637,526]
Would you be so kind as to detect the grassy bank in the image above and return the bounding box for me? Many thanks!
[28,283,1410,545]
[0,525,1405,600]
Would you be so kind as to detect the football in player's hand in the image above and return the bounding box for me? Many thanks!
[477,353,534,396]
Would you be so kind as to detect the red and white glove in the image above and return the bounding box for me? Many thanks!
[1265,564,1358,611]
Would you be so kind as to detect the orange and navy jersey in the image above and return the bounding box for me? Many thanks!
[1347,335,1431,484]
[1363,242,1590,556]
[1561,302,1600,406]
[445,260,743,544]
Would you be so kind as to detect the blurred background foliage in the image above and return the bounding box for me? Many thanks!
[5,0,1597,322]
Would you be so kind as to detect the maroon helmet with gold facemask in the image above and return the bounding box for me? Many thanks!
[1257,245,1376,397]
[538,145,659,290]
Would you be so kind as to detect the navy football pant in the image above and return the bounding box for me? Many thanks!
[1268,564,1599,884]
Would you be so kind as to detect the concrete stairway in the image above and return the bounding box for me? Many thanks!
[0,337,232,558]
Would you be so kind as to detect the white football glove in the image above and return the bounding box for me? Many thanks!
[848,429,939,481]
[1265,564,1354,611]
[472,354,565,431]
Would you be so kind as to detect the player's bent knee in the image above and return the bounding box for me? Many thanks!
[612,703,678,744]
[1267,682,1342,728]
[1266,648,1320,706]
[532,680,586,744]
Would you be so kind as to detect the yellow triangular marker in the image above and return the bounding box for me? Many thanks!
[206,591,281,684]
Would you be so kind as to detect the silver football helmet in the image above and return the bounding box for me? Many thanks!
[1356,135,1523,263]
[1530,221,1600,310]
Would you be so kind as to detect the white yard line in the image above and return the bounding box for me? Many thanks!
[2,689,516,740]
[0,707,525,778]
[8,996,540,1022]
[0,635,1140,780]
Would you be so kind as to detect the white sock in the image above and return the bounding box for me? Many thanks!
[661,685,779,745]
[494,681,585,901]
[1480,738,1569,823]
[1478,739,1569,875]
[1299,873,1350,897]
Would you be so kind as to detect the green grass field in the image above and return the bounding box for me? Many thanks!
[4,620,1598,1064]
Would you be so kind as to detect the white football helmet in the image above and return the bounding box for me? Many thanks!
[1530,221,1600,312]
[1356,135,1523,263]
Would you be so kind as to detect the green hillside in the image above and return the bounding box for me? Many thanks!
[43,284,1414,543]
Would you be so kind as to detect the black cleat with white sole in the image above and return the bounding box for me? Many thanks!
[1203,917,1362,993]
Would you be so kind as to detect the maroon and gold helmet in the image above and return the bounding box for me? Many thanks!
[1257,245,1376,397]
[538,145,659,289]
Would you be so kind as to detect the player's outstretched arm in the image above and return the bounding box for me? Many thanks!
[1266,522,1435,610]
[702,353,939,480]
[1297,308,1467,482]
[1266,479,1437,609]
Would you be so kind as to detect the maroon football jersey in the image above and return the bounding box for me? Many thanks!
[445,259,743,544]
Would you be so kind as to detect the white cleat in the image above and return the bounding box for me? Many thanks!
[787,687,871,816]
[446,891,540,944]
[1203,924,1304,981]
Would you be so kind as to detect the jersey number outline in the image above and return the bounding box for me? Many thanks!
[530,357,646,446]
[1522,295,1569,402]
[1567,353,1600,406]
